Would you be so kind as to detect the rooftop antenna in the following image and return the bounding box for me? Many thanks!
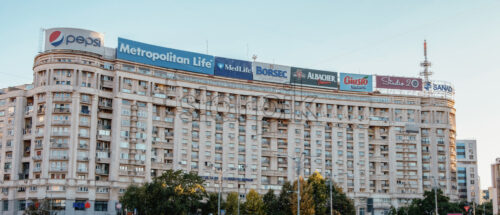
[419,40,433,83]
[252,54,257,62]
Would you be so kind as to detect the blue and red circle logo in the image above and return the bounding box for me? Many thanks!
[49,31,64,47]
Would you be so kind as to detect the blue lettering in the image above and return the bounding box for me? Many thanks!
[256,66,287,77]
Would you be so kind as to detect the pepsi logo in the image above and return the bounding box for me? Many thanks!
[49,31,64,47]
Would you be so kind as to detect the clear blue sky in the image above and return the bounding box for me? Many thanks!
[1,0,499,189]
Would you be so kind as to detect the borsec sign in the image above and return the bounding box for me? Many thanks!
[45,28,105,56]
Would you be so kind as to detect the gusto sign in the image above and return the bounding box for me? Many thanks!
[340,73,373,92]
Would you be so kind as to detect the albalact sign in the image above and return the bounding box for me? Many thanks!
[117,38,214,75]
[290,67,338,89]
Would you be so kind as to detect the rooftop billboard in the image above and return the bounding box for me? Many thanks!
[375,76,422,91]
[117,38,214,75]
[45,28,105,56]
[214,57,253,80]
[290,67,338,89]
[252,62,291,84]
[339,73,372,92]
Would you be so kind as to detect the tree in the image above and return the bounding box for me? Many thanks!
[120,170,207,215]
[291,177,315,215]
[243,189,265,215]
[329,181,355,215]
[391,189,464,215]
[277,181,294,215]
[263,189,280,215]
[23,199,50,215]
[225,192,239,215]
[202,193,219,215]
[476,200,493,215]
[307,171,328,215]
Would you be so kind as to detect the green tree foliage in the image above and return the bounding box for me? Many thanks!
[243,189,265,215]
[202,193,219,215]
[119,170,207,215]
[390,189,465,215]
[307,172,328,215]
[329,182,355,215]
[476,200,494,215]
[263,189,280,215]
[23,199,50,215]
[225,192,239,215]
[276,182,294,215]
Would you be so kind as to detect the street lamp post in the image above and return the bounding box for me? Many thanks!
[279,152,305,215]
[329,178,333,215]
[431,176,439,215]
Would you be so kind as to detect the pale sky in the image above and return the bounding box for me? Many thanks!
[1,0,499,189]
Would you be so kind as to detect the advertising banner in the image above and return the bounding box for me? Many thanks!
[214,57,253,80]
[45,28,105,55]
[252,62,291,84]
[375,75,422,91]
[423,81,454,94]
[290,67,338,89]
[339,73,372,92]
[117,38,214,75]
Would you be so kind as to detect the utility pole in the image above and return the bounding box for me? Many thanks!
[218,170,222,215]
[237,192,240,215]
[433,177,439,215]
[297,156,301,215]
[329,178,333,215]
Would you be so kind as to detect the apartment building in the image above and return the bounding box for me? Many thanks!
[492,158,500,215]
[0,28,458,215]
[455,139,480,203]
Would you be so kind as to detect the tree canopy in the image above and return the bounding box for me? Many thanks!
[119,170,207,215]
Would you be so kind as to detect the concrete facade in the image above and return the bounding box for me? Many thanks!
[0,42,458,215]
[455,139,480,204]
[492,158,500,215]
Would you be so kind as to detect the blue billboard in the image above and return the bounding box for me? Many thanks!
[117,38,214,75]
[214,57,253,80]
[339,73,373,92]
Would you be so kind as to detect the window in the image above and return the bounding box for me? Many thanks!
[3,200,8,211]
[94,201,108,211]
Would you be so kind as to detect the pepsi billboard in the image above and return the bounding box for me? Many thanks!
[252,62,290,84]
[290,67,338,89]
[117,38,214,75]
[214,57,252,80]
[45,28,105,55]
[339,73,373,92]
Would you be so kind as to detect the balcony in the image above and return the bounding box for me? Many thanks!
[95,169,109,175]
[49,167,68,172]
[50,143,69,149]
[52,120,71,125]
[51,132,70,137]
[53,108,70,113]
[77,168,88,173]
[50,155,69,160]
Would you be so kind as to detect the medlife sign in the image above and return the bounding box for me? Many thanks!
[117,38,214,75]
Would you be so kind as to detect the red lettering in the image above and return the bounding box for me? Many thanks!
[344,76,368,86]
